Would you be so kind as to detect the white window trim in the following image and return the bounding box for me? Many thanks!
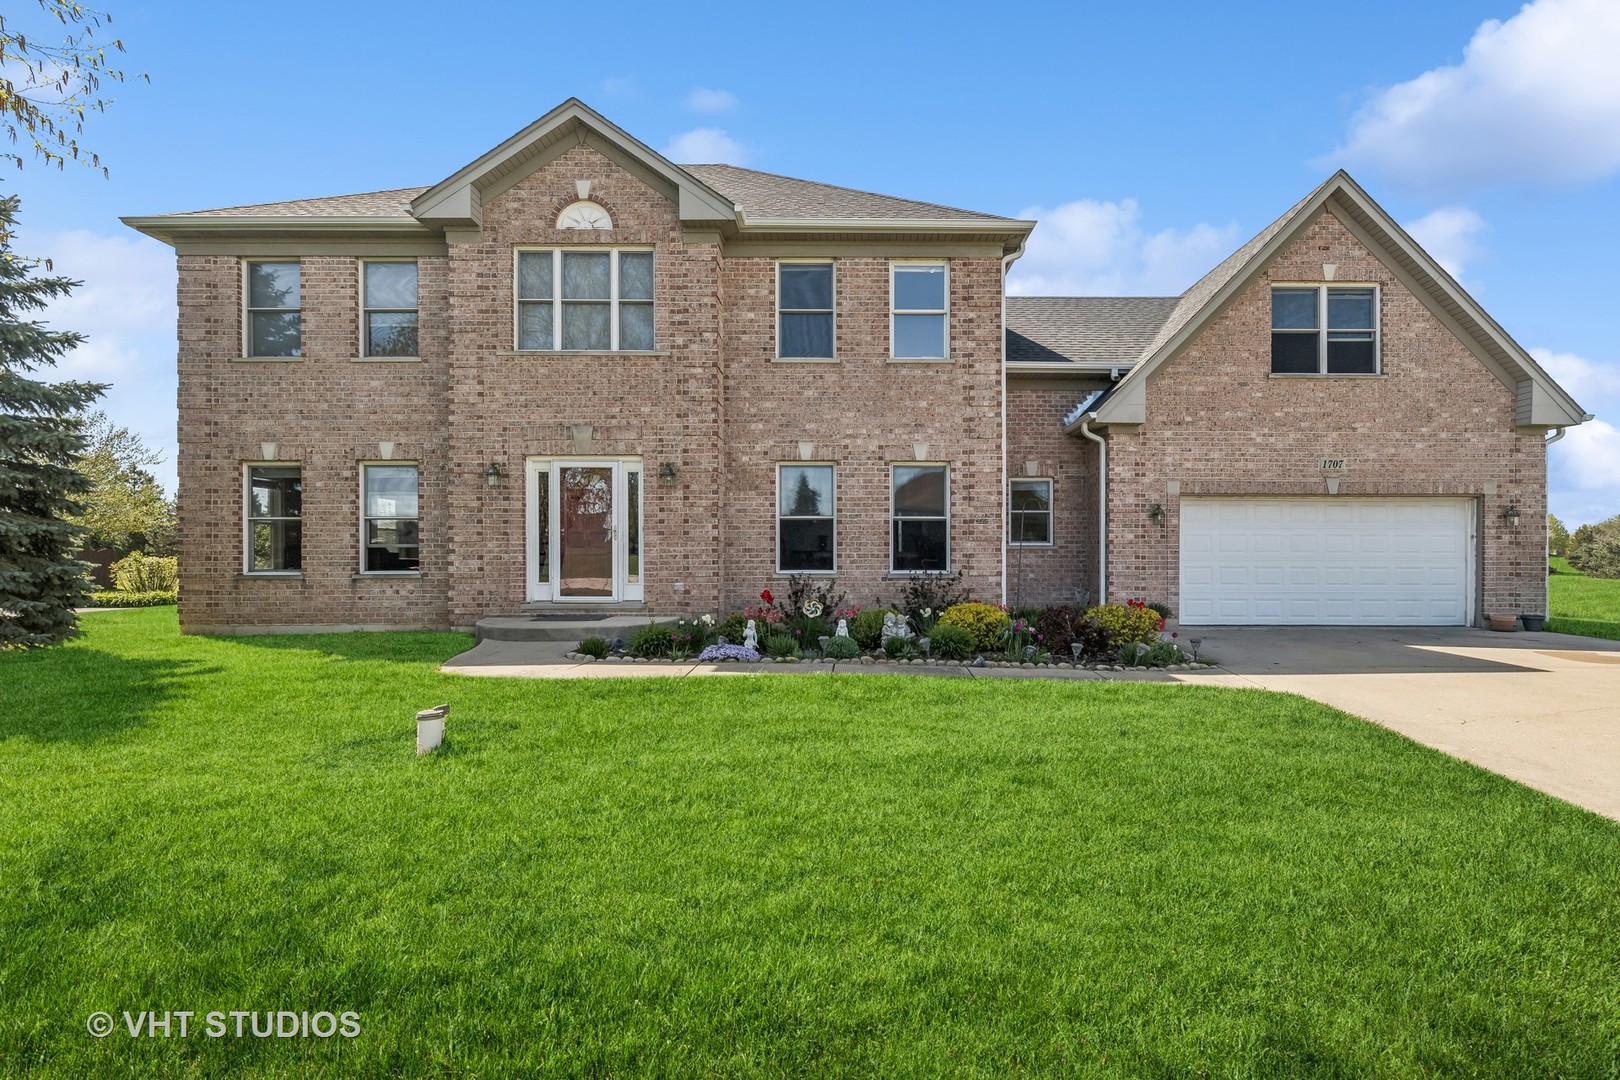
[775,259,837,361]
[889,259,950,361]
[243,259,301,358]
[775,463,837,575]
[512,247,655,353]
[523,456,645,603]
[1270,282,1381,375]
[242,462,302,575]
[1009,477,1054,548]
[359,258,420,359]
[359,461,421,576]
[889,462,951,574]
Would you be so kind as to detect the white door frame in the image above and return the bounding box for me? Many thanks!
[525,456,644,604]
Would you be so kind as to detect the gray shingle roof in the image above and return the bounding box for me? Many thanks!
[169,188,429,218]
[1005,296,1179,365]
[683,164,1016,223]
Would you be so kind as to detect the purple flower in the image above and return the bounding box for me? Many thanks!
[696,644,762,662]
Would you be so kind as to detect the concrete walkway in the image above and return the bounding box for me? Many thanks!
[441,626,1620,820]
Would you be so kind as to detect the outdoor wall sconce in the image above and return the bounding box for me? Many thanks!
[659,462,677,485]
[484,462,503,487]
[1149,502,1167,525]
[1503,504,1521,527]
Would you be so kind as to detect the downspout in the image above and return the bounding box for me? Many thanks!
[1543,425,1568,620]
[999,240,1026,605]
[1078,419,1106,605]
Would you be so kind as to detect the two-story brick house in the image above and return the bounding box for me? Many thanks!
[125,99,1589,634]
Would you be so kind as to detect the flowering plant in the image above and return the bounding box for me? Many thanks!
[760,589,774,605]
[697,643,761,663]
[743,604,784,625]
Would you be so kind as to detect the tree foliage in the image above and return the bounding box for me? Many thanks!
[1568,514,1620,580]
[1547,514,1570,557]
[0,1,146,180]
[0,194,105,646]
[68,409,173,553]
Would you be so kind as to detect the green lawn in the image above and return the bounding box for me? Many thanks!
[2,610,1619,1078]
[1549,556,1620,640]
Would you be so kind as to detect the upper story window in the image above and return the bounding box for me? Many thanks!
[777,261,834,359]
[245,261,300,357]
[362,261,419,357]
[891,261,948,359]
[1271,285,1378,374]
[516,249,654,352]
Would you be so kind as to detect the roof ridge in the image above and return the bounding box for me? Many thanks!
[684,162,1016,221]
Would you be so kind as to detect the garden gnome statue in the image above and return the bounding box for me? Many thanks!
[742,619,758,651]
[835,618,850,638]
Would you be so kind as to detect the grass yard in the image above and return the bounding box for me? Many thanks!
[2,610,1619,1078]
[1549,556,1620,641]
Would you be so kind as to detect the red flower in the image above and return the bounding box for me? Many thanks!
[761,589,774,604]
[1157,618,1166,631]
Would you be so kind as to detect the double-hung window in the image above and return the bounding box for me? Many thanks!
[245,465,302,573]
[1009,479,1053,546]
[245,261,301,357]
[362,464,420,573]
[1271,285,1379,374]
[777,261,834,358]
[362,261,419,357]
[516,249,654,351]
[891,261,948,359]
[891,464,949,572]
[777,464,835,573]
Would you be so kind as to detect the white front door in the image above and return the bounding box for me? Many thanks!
[525,458,644,603]
[1179,497,1475,625]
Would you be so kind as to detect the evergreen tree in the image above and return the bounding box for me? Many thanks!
[0,195,106,646]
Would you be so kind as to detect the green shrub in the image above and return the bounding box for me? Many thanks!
[629,623,675,659]
[669,618,714,656]
[849,608,894,651]
[716,613,748,645]
[788,615,831,646]
[1086,603,1163,647]
[882,635,916,660]
[111,551,178,593]
[87,589,176,608]
[822,635,860,660]
[937,602,1011,653]
[577,636,609,659]
[1146,601,1173,620]
[764,633,799,659]
[927,623,974,660]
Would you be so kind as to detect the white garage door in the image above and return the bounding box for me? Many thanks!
[1179,498,1474,626]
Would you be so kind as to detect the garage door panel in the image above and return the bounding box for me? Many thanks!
[1180,498,1472,626]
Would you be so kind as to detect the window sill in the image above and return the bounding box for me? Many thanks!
[353,572,422,579]
[497,349,671,359]
[887,357,952,365]
[772,356,839,364]
[237,572,303,579]
[884,571,953,578]
[352,356,424,363]
[1268,372,1386,379]
[230,356,303,363]
[774,569,838,577]
[1008,543,1055,549]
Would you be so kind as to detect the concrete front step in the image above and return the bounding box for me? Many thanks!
[475,613,673,643]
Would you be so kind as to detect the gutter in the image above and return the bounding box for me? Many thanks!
[1077,419,1107,605]
[999,237,1027,604]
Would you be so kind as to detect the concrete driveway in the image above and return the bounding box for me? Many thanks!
[1169,626,1620,821]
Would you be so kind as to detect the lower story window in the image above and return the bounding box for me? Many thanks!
[778,464,835,572]
[892,464,949,572]
[363,463,420,572]
[1009,479,1053,545]
[246,465,301,572]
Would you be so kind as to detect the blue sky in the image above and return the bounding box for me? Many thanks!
[11,0,1619,525]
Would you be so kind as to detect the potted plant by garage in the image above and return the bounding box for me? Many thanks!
[1520,613,1547,632]
[1485,613,1519,632]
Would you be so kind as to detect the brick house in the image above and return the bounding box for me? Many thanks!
[125,99,1588,634]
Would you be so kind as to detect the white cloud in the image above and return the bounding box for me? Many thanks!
[662,127,748,165]
[1535,347,1620,525]
[684,88,738,113]
[19,228,180,491]
[1006,197,1239,296]
[599,76,638,99]
[1405,206,1488,280]
[1327,0,1620,194]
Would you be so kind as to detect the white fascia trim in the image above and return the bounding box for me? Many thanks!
[742,217,1036,234]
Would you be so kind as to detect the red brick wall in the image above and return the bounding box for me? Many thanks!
[1004,385,1101,607]
[174,253,451,632]
[1105,209,1547,619]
